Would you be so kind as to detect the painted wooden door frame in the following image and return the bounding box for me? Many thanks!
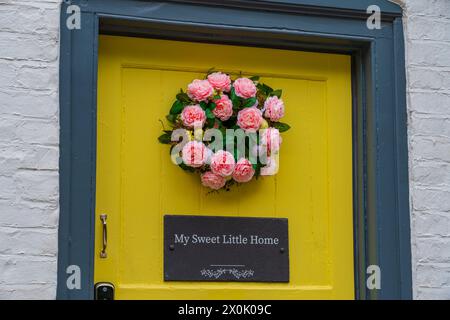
[57,0,412,300]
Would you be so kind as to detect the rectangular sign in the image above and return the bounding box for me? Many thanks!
[164,215,289,282]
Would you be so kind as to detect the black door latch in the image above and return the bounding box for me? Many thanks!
[94,282,115,300]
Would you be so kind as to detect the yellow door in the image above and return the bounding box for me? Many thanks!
[95,35,354,299]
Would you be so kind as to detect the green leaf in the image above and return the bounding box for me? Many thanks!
[252,162,262,178]
[230,88,241,109]
[242,97,257,108]
[179,163,195,173]
[200,101,208,110]
[206,67,216,76]
[230,87,237,100]
[257,83,273,95]
[170,100,184,114]
[208,102,217,110]
[272,122,291,133]
[176,90,191,103]
[206,108,215,119]
[207,117,215,127]
[158,133,172,144]
[250,76,260,81]
[271,89,282,98]
[213,95,221,100]
[166,114,178,124]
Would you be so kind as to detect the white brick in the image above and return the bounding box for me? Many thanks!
[412,188,450,212]
[0,176,16,200]
[412,163,450,187]
[0,227,57,256]
[0,200,58,228]
[415,213,450,237]
[0,88,58,119]
[410,137,450,162]
[0,117,59,145]
[0,5,59,37]
[408,40,450,67]
[416,287,450,300]
[404,0,450,18]
[416,264,450,288]
[0,284,56,300]
[0,32,58,62]
[409,92,450,115]
[14,170,59,203]
[0,0,61,299]
[410,117,450,138]
[409,67,450,91]
[22,145,59,171]
[407,16,450,42]
[415,238,450,263]
[0,255,57,285]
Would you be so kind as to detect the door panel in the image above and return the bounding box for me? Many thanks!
[95,35,354,299]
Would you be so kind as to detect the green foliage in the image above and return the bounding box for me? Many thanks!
[230,87,241,109]
[270,89,282,98]
[158,132,172,144]
[272,122,291,132]
[170,100,184,114]
[257,83,274,95]
[166,114,178,124]
[249,76,260,81]
[206,108,215,119]
[242,97,257,108]
[176,89,191,104]
[179,163,195,172]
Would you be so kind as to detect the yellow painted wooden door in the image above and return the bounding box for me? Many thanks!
[95,35,354,300]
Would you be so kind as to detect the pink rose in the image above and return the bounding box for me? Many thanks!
[264,96,285,122]
[201,171,226,190]
[237,107,263,132]
[181,105,206,128]
[233,78,257,99]
[260,128,282,156]
[213,95,233,121]
[232,158,255,183]
[210,150,235,177]
[207,72,231,92]
[182,141,208,168]
[187,79,214,102]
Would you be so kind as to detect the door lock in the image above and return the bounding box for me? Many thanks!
[95,282,115,300]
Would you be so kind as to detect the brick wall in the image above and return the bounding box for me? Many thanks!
[0,0,449,299]
[0,0,60,299]
[396,0,450,300]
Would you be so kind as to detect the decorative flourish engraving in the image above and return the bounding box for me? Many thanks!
[200,268,254,280]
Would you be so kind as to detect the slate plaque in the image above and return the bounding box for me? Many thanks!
[164,215,289,282]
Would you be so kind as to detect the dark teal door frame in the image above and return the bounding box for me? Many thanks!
[57,0,412,299]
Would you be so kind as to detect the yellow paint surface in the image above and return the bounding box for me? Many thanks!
[95,35,354,299]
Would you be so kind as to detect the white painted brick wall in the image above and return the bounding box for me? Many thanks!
[393,0,450,300]
[0,0,449,299]
[0,0,61,299]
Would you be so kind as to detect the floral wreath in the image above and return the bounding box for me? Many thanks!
[158,71,291,191]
